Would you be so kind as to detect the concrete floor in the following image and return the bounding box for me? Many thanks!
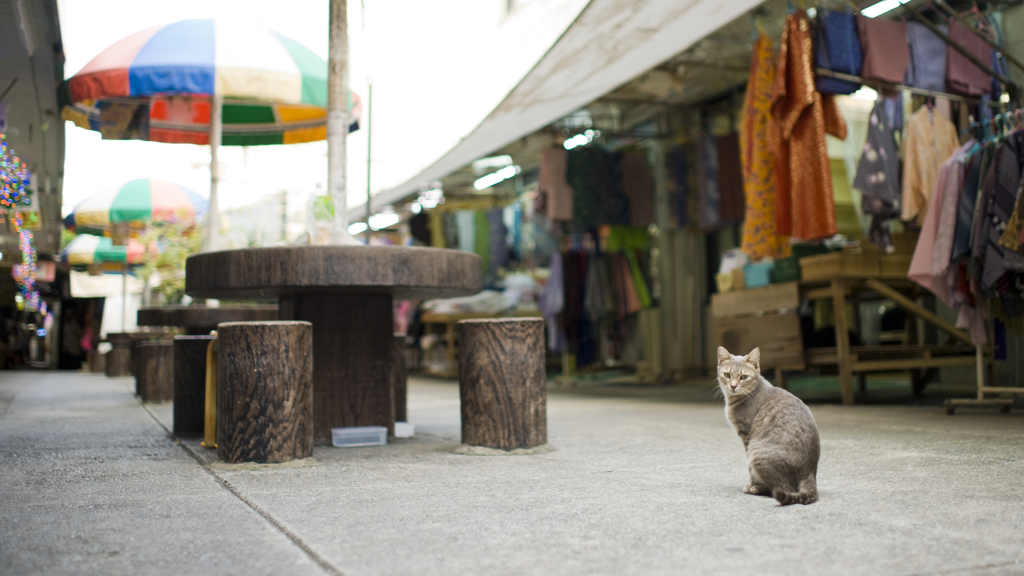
[1,371,1022,576]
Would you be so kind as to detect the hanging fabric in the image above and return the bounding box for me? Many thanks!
[771,10,847,241]
[905,21,948,92]
[698,133,722,230]
[853,98,902,253]
[669,146,690,228]
[621,149,654,228]
[857,15,910,84]
[716,133,746,224]
[901,106,961,226]
[741,32,788,260]
[539,250,565,352]
[979,133,1024,291]
[537,147,575,221]
[815,7,862,95]
[946,20,995,97]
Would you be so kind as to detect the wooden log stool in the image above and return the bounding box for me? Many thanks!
[458,318,547,451]
[173,335,216,437]
[216,321,313,464]
[105,333,133,377]
[136,340,174,402]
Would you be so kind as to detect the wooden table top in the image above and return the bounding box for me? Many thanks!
[137,305,278,328]
[185,245,483,301]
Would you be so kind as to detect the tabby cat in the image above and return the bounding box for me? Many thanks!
[717,346,820,505]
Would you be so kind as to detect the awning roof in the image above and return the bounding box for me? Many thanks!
[352,0,765,218]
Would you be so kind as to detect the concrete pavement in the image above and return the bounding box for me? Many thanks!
[1,371,1022,575]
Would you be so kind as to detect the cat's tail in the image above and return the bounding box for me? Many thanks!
[773,476,818,506]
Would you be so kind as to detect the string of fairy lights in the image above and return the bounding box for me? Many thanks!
[1,133,46,317]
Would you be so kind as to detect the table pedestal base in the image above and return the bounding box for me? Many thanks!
[282,293,395,444]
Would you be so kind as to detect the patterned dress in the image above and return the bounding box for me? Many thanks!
[740,33,789,260]
[771,11,848,242]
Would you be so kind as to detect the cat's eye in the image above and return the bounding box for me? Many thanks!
[740,375,748,380]
[723,373,730,378]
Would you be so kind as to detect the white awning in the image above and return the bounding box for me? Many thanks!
[353,0,765,218]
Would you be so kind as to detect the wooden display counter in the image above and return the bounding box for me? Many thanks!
[712,247,983,405]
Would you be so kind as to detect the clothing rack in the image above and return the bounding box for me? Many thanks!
[815,68,1004,107]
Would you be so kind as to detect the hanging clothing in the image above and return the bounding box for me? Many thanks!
[980,133,1024,290]
[670,146,690,228]
[814,8,862,95]
[901,106,961,226]
[946,20,995,97]
[567,148,608,232]
[952,144,985,262]
[455,211,475,253]
[905,21,948,93]
[908,145,988,345]
[853,98,902,252]
[621,150,654,228]
[539,250,565,352]
[537,147,574,221]
[857,15,910,84]
[932,142,975,273]
[487,208,508,276]
[771,11,848,241]
[698,134,722,230]
[740,33,788,260]
[716,133,746,224]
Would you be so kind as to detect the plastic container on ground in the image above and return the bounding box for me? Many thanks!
[394,422,415,438]
[331,426,387,447]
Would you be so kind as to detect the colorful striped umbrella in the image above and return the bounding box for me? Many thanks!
[64,179,208,237]
[61,233,148,266]
[59,19,361,146]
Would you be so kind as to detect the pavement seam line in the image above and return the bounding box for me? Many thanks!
[901,558,1023,576]
[140,402,346,576]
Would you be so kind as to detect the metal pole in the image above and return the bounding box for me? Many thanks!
[121,263,127,332]
[207,94,223,252]
[365,80,372,243]
[328,0,359,245]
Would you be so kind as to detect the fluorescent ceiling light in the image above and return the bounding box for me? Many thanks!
[861,0,911,18]
[348,222,368,235]
[471,155,513,175]
[473,165,520,190]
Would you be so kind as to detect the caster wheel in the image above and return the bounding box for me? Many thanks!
[946,406,956,415]
[1001,404,1011,414]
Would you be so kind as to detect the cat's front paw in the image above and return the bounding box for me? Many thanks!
[744,484,771,496]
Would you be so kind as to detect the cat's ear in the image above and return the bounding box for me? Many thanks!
[717,346,731,364]
[745,347,761,369]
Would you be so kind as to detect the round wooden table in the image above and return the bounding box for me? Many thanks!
[137,305,278,335]
[185,245,482,443]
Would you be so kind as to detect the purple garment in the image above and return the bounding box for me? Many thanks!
[946,20,994,96]
[539,250,566,352]
[905,21,948,92]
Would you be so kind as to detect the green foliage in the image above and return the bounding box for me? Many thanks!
[137,216,204,305]
[60,228,76,251]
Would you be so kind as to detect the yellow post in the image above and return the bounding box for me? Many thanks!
[201,336,218,449]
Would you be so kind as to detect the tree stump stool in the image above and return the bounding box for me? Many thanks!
[392,335,408,424]
[137,341,174,402]
[173,335,216,437]
[105,333,133,377]
[458,318,546,451]
[216,321,313,464]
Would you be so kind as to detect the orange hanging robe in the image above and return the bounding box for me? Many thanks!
[740,33,790,260]
[771,11,848,241]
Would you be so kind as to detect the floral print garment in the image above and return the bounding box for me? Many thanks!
[853,98,901,252]
[740,33,790,260]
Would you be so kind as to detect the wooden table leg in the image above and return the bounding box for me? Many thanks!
[283,292,395,444]
[831,279,855,405]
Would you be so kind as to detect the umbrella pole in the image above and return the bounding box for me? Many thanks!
[327,0,359,245]
[122,263,128,332]
[207,94,223,252]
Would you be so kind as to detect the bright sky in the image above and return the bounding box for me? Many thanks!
[57,0,585,223]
